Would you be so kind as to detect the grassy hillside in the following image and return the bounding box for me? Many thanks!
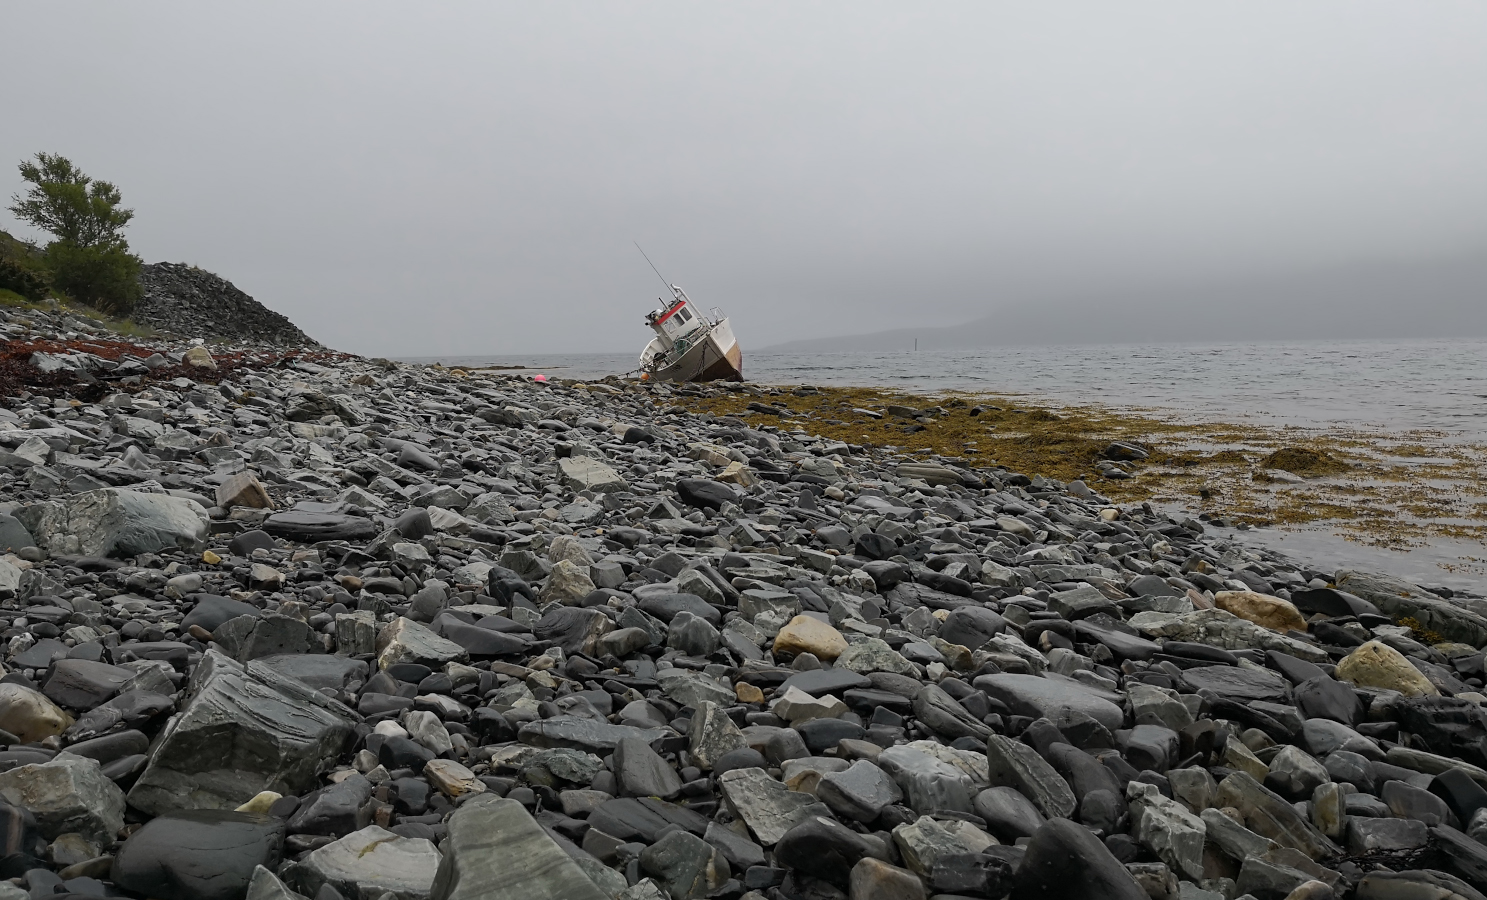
[0,228,42,261]
[0,228,50,302]
[0,228,154,336]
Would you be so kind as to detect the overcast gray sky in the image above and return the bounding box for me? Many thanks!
[4,3,1486,356]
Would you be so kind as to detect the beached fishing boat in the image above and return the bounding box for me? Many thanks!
[638,284,743,382]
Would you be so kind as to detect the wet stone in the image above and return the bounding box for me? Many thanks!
[985,734,1076,819]
[283,825,442,900]
[0,753,125,844]
[973,786,1046,842]
[718,767,829,845]
[613,735,683,800]
[128,652,358,816]
[111,810,285,900]
[432,796,609,900]
[818,760,902,823]
[877,745,974,815]
[639,828,730,900]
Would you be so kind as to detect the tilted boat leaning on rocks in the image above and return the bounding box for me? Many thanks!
[639,284,743,383]
[0,304,1484,899]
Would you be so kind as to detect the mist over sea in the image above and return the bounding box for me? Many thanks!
[403,337,1487,440]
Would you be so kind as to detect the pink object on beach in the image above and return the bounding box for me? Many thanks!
[533,374,548,382]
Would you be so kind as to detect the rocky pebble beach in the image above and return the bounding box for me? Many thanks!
[0,305,1484,900]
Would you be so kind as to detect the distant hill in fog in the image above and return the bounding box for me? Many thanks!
[762,254,1487,352]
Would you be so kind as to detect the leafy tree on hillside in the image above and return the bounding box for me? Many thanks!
[8,153,142,315]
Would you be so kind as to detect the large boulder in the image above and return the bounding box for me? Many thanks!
[1128,781,1205,881]
[675,478,737,511]
[0,752,125,844]
[975,673,1123,732]
[1214,591,1308,633]
[181,595,263,634]
[283,825,441,900]
[42,658,134,710]
[613,736,684,800]
[984,735,1077,819]
[537,560,597,605]
[717,767,828,845]
[128,652,359,816]
[877,745,974,815]
[1129,607,1330,662]
[639,829,731,899]
[377,618,470,670]
[18,488,208,557]
[430,796,607,900]
[1338,571,1487,647]
[261,508,377,543]
[254,655,367,693]
[772,615,847,661]
[1215,771,1340,859]
[1012,817,1147,900]
[558,457,627,493]
[0,683,73,742]
[1336,640,1440,697]
[533,607,613,656]
[111,810,286,900]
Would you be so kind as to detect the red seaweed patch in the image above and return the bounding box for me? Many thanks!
[0,337,357,401]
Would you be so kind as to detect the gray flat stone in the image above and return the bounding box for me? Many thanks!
[614,735,683,800]
[818,759,902,823]
[0,752,125,843]
[376,617,470,670]
[430,796,608,900]
[1337,570,1487,647]
[1182,664,1292,704]
[111,810,285,900]
[974,673,1123,732]
[518,716,671,753]
[559,457,627,493]
[718,767,829,845]
[657,668,734,708]
[284,825,442,900]
[1215,771,1340,860]
[877,745,973,815]
[985,734,1076,819]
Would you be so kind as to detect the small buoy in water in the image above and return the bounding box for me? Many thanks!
[533,374,548,382]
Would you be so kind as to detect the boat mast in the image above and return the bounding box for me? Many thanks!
[635,243,681,301]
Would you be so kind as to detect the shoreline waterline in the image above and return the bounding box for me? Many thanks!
[397,336,1487,439]
[402,351,1487,591]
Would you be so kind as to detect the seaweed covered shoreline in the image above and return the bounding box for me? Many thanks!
[656,380,1487,559]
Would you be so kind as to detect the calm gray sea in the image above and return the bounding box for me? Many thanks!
[403,337,1487,439]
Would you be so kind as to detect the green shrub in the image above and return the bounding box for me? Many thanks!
[44,241,141,316]
[0,255,50,302]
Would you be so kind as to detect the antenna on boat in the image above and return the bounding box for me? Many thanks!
[634,243,673,293]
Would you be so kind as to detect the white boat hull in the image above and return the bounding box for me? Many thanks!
[640,317,743,382]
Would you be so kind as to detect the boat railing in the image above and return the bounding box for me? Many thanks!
[646,321,713,370]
